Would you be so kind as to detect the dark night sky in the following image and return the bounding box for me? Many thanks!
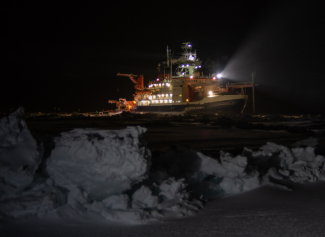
[3,0,324,114]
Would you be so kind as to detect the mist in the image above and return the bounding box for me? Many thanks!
[221,1,324,114]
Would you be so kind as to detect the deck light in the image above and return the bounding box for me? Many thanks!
[208,91,213,96]
[213,77,216,80]
[217,73,222,78]
[199,65,201,68]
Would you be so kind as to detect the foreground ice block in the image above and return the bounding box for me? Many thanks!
[0,107,42,195]
[46,126,151,200]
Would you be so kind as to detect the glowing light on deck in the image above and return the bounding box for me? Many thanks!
[217,73,222,78]
[208,91,213,96]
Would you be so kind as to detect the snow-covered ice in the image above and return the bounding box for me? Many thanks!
[0,107,324,226]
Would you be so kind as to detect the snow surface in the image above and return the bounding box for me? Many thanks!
[1,107,325,226]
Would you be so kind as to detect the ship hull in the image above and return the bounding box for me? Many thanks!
[134,95,247,114]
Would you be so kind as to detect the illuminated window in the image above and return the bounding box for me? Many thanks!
[160,100,163,103]
[166,94,168,97]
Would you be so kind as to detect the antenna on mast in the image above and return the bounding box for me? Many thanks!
[166,45,169,65]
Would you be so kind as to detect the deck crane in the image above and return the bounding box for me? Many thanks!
[117,73,144,90]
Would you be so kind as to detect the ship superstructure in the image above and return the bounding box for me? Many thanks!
[110,43,256,114]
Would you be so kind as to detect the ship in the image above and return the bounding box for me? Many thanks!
[109,42,256,114]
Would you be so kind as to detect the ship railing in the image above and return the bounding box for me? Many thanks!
[229,82,252,85]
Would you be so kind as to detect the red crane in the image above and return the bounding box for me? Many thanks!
[117,73,144,90]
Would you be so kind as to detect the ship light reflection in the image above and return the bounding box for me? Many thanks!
[208,91,217,97]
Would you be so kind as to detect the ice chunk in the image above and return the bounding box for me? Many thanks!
[219,177,244,193]
[0,107,42,194]
[132,185,158,209]
[292,147,316,162]
[0,177,65,218]
[220,152,247,177]
[102,194,129,210]
[46,126,151,200]
[267,167,283,180]
[159,178,186,200]
[197,152,247,179]
[241,173,260,192]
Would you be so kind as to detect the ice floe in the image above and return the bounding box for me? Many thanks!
[0,107,324,223]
